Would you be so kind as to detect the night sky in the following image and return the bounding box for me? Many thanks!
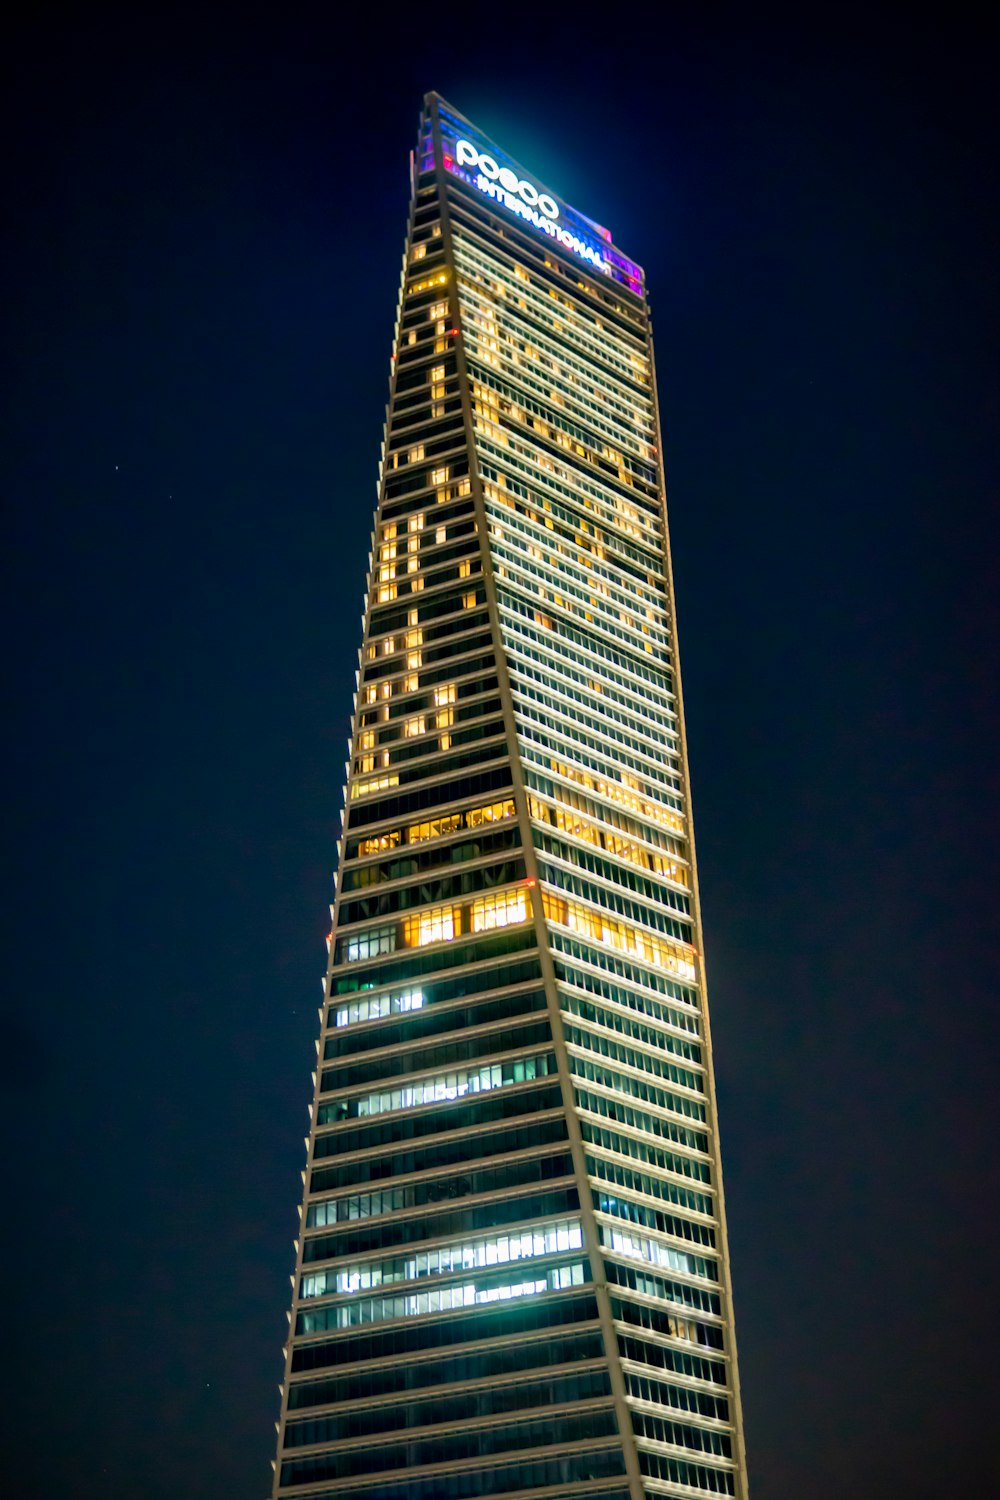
[3,9,997,1497]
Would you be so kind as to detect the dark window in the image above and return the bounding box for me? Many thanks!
[291,1290,600,1373]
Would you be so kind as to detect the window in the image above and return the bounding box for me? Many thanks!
[472,888,530,933]
[354,772,399,800]
[356,830,401,857]
[430,364,446,418]
[602,1224,715,1283]
[349,1050,555,1120]
[333,988,423,1028]
[408,813,462,844]
[466,798,517,828]
[434,681,456,749]
[345,925,397,962]
[554,803,600,846]
[542,891,697,983]
[305,1221,584,1299]
[403,903,459,947]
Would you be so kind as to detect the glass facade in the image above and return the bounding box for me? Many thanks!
[272,94,748,1500]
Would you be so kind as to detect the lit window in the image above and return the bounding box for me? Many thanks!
[471,888,529,933]
[555,804,600,847]
[408,813,461,844]
[434,682,455,737]
[403,903,459,947]
[403,715,426,738]
[322,1221,582,1297]
[540,892,696,982]
[430,364,446,418]
[333,987,423,1028]
[340,1052,555,1127]
[353,771,399,799]
[465,799,516,828]
[344,924,396,962]
[357,831,401,857]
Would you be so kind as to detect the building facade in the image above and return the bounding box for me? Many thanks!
[272,94,748,1500]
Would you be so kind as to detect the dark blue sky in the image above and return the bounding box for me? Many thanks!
[3,8,997,1497]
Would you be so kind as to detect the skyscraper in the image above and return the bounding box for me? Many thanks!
[272,94,749,1500]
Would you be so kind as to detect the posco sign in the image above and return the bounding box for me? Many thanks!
[452,139,608,274]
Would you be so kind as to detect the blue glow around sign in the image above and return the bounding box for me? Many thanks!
[449,138,611,275]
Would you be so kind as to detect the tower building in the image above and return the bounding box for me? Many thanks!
[272,94,749,1500]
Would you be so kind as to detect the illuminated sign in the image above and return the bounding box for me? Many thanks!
[455,140,560,220]
[452,138,609,275]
